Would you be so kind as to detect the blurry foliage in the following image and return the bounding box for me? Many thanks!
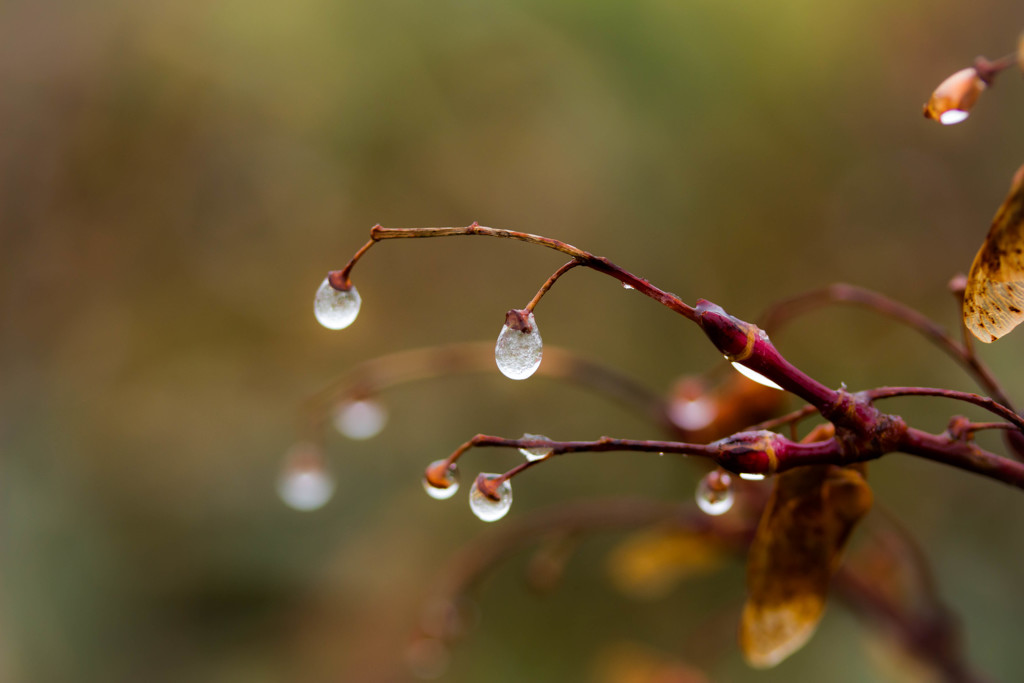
[3,0,1024,681]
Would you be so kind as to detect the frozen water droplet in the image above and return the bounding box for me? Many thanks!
[669,396,717,431]
[739,472,766,481]
[729,361,783,390]
[422,459,460,500]
[518,433,553,461]
[469,473,513,522]
[939,109,969,125]
[495,311,542,380]
[695,470,734,516]
[333,399,387,440]
[314,277,361,330]
[278,443,335,511]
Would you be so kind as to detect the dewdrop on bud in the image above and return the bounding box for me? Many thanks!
[923,67,985,125]
[314,273,361,330]
[518,433,553,461]
[333,399,387,440]
[469,473,513,522]
[495,309,543,380]
[422,459,460,500]
[277,443,336,511]
[695,469,734,516]
[730,361,783,390]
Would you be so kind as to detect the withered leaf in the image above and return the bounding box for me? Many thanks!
[607,528,725,600]
[963,163,1024,342]
[739,462,873,668]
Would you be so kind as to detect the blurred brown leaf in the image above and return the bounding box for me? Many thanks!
[739,429,873,668]
[591,641,709,683]
[607,528,726,600]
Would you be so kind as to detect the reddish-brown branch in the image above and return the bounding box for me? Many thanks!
[758,283,1014,411]
[439,426,1024,491]
[865,386,1024,431]
[358,224,698,320]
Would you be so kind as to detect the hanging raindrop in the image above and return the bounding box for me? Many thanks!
[518,433,553,461]
[333,399,387,440]
[422,459,460,500]
[495,310,543,380]
[469,473,513,522]
[695,470,734,516]
[314,276,361,330]
[669,396,717,431]
[277,443,336,511]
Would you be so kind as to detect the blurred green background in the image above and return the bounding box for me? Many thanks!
[4,0,1024,681]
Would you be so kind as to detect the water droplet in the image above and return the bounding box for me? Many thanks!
[333,399,387,440]
[669,396,717,431]
[739,472,766,481]
[518,433,553,461]
[729,361,783,390]
[469,473,513,522]
[695,470,734,516]
[939,109,969,125]
[422,459,460,500]
[277,443,336,511]
[495,311,543,380]
[406,636,449,680]
[622,283,634,290]
[314,277,361,330]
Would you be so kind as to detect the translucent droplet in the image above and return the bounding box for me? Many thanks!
[518,433,553,461]
[495,311,543,380]
[422,459,460,500]
[669,396,717,431]
[469,473,513,522]
[729,361,783,390]
[739,472,766,481]
[333,399,387,440]
[277,443,336,511]
[406,636,449,680]
[939,109,969,125]
[314,277,361,330]
[695,470,734,516]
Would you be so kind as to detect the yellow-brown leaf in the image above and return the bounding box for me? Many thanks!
[739,463,873,668]
[963,163,1024,342]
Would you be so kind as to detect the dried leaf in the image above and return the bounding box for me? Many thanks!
[592,642,709,683]
[963,163,1024,342]
[739,463,873,668]
[608,528,725,600]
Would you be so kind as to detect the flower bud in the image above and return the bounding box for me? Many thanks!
[923,67,985,125]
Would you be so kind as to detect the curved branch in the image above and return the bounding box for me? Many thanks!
[759,283,1014,411]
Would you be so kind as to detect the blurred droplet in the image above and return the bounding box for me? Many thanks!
[695,470,734,516]
[422,459,460,500]
[406,636,449,680]
[314,277,361,330]
[277,443,335,511]
[622,283,634,290]
[730,361,783,390]
[469,474,513,522]
[495,311,542,380]
[669,396,717,431]
[333,399,387,440]
[518,433,553,461]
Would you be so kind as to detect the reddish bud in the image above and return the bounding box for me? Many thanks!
[923,67,985,125]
